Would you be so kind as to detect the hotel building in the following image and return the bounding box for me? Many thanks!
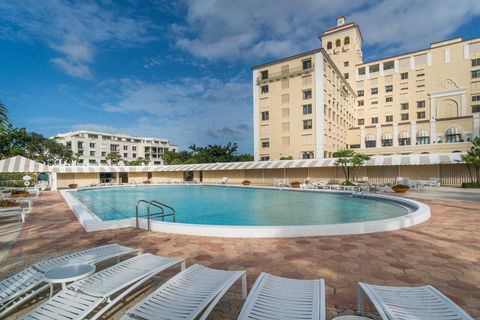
[52,130,178,165]
[252,16,480,160]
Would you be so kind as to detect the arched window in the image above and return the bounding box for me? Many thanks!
[445,126,461,143]
[416,129,430,145]
[381,132,392,147]
[327,41,332,49]
[365,134,376,148]
[335,39,341,47]
[398,131,411,146]
[344,36,350,45]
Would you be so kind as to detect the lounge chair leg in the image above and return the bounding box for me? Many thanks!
[241,273,247,299]
[181,261,186,271]
[49,284,54,297]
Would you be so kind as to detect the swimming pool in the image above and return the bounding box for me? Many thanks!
[72,185,410,226]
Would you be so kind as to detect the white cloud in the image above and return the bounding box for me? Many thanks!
[173,0,480,62]
[0,1,155,79]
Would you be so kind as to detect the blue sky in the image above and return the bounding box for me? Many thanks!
[1,0,480,153]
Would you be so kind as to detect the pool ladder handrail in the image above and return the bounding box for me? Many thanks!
[135,199,176,231]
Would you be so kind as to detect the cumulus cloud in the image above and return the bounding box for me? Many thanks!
[0,1,155,79]
[173,0,480,62]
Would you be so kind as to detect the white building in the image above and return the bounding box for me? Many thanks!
[52,130,178,166]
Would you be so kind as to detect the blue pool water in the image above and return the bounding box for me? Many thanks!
[72,185,409,226]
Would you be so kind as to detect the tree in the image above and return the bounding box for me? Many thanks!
[127,157,149,166]
[105,152,122,165]
[0,99,10,130]
[333,149,370,183]
[163,143,253,164]
[461,137,480,183]
[280,155,293,160]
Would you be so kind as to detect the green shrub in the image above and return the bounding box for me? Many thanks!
[461,182,480,188]
[341,181,356,186]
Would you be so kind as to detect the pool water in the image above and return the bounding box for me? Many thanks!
[72,185,410,226]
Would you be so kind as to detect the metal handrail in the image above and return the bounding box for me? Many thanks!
[135,199,176,231]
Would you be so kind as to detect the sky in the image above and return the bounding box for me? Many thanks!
[1,0,480,153]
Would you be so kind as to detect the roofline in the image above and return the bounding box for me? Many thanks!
[250,48,322,70]
[51,130,172,143]
[357,35,480,66]
[320,22,364,43]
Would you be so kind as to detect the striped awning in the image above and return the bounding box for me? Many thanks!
[51,152,465,173]
[0,156,49,173]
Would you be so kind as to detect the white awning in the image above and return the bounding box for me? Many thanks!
[0,156,49,173]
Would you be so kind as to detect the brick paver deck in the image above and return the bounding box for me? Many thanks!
[1,191,479,319]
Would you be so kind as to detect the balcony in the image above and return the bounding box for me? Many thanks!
[257,65,314,85]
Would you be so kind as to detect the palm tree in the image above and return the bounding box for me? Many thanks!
[0,99,10,129]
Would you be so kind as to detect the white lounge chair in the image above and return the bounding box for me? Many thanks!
[0,206,25,223]
[220,177,228,184]
[21,253,185,320]
[121,264,246,320]
[357,282,474,320]
[0,244,140,318]
[237,272,326,320]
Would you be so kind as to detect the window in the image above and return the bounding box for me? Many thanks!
[261,85,269,94]
[401,113,409,121]
[303,119,313,129]
[77,141,84,149]
[472,58,480,67]
[336,39,341,47]
[327,41,332,49]
[358,119,364,125]
[417,73,425,77]
[386,97,393,103]
[385,115,393,122]
[132,146,137,151]
[385,85,393,92]
[344,37,350,45]
[472,105,480,113]
[282,136,290,146]
[89,143,95,148]
[446,126,462,143]
[260,70,268,80]
[369,64,379,73]
[473,95,480,102]
[381,133,393,147]
[344,61,349,67]
[401,103,409,110]
[371,101,378,105]
[261,139,270,148]
[303,104,312,114]
[401,72,408,80]
[371,117,378,124]
[123,145,128,150]
[123,153,128,158]
[365,134,376,148]
[302,151,314,159]
[417,100,425,108]
[90,151,95,156]
[358,100,364,106]
[358,67,365,75]
[472,70,480,78]
[371,88,378,95]
[357,90,364,97]
[101,152,106,156]
[260,155,270,161]
[303,59,312,70]
[417,130,430,145]
[303,90,312,99]
[344,73,349,79]
[398,131,411,146]
[261,111,269,121]
[132,153,137,158]
[417,111,426,119]
[383,61,394,70]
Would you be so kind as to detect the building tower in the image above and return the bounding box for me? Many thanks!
[320,16,363,84]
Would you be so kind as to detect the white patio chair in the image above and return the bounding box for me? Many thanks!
[0,206,25,223]
[237,272,325,320]
[357,282,474,319]
[20,253,185,320]
[0,243,140,318]
[121,264,246,320]
[220,177,228,184]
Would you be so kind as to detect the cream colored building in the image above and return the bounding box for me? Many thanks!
[52,130,178,166]
[253,16,480,160]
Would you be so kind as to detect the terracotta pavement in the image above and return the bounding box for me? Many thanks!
[1,191,479,319]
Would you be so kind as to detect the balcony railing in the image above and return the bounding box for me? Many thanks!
[257,65,314,84]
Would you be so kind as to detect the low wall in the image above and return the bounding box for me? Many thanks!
[55,163,476,188]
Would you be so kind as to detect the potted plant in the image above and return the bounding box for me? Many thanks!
[11,190,30,198]
[143,180,151,184]
[290,181,301,188]
[392,184,409,193]
[68,183,78,189]
[0,199,20,207]
[242,180,251,186]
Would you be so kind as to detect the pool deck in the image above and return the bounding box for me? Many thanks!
[1,188,480,319]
